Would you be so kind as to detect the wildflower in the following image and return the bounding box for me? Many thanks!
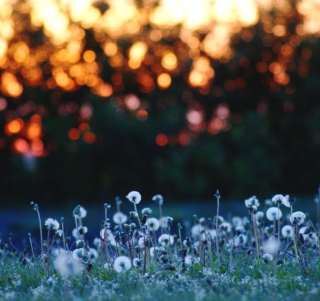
[266,207,282,221]
[113,212,127,224]
[167,216,173,227]
[158,234,174,247]
[263,237,280,256]
[256,211,264,220]
[138,236,150,248]
[141,208,152,216]
[152,194,163,205]
[281,225,293,238]
[126,191,141,204]
[220,222,232,233]
[113,256,132,273]
[159,217,169,228]
[100,229,116,245]
[45,218,60,230]
[72,248,85,260]
[290,211,306,225]
[53,229,63,240]
[231,216,243,227]
[78,206,87,218]
[88,248,99,261]
[263,253,273,264]
[244,196,260,210]
[72,226,88,238]
[191,224,204,237]
[272,194,290,207]
[54,253,82,277]
[133,258,142,267]
[233,233,247,246]
[147,217,160,231]
[76,239,85,248]
[93,238,102,248]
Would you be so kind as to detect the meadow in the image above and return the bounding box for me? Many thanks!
[1,190,320,301]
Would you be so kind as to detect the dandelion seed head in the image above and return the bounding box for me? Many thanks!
[158,234,174,246]
[45,218,60,230]
[266,207,282,221]
[290,211,306,225]
[126,191,141,204]
[113,256,132,273]
[263,237,280,256]
[147,217,160,231]
[54,253,82,277]
[281,225,293,238]
[152,194,163,205]
[113,212,127,224]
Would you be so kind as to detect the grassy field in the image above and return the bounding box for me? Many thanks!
[1,193,320,300]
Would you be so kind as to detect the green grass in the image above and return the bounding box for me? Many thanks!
[1,194,320,301]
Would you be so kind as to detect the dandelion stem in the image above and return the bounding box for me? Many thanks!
[61,217,66,252]
[252,212,260,259]
[133,202,142,230]
[34,205,44,256]
[28,233,35,263]
[159,203,163,236]
[215,191,221,266]
[291,206,299,262]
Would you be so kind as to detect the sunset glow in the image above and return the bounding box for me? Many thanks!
[0,0,320,151]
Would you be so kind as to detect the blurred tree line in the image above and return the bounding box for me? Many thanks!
[0,22,320,205]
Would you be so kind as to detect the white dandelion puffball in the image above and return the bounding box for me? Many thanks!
[272,194,290,207]
[99,229,116,246]
[54,253,82,277]
[290,211,306,225]
[147,217,160,232]
[281,225,293,238]
[126,191,142,204]
[72,226,88,239]
[158,234,174,247]
[113,212,127,224]
[263,237,280,255]
[113,256,132,273]
[152,194,164,205]
[266,207,282,221]
[263,253,273,263]
[72,248,85,260]
[79,206,87,218]
[244,196,260,209]
[45,218,60,230]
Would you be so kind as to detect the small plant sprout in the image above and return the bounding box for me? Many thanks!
[214,189,221,266]
[114,256,132,273]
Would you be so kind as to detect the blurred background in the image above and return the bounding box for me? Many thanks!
[0,0,319,217]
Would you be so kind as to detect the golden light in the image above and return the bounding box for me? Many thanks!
[128,41,148,69]
[83,50,96,63]
[13,138,29,154]
[103,42,118,56]
[161,52,178,70]
[26,123,42,140]
[6,119,24,135]
[0,0,320,151]
[157,73,171,89]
